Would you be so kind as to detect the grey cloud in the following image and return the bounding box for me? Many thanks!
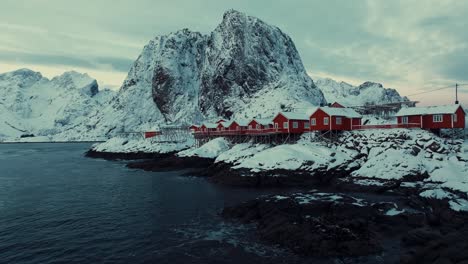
[0,51,133,73]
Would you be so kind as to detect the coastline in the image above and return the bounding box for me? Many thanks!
[83,131,468,260]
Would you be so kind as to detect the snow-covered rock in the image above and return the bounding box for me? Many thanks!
[178,137,230,158]
[91,136,193,154]
[178,129,467,200]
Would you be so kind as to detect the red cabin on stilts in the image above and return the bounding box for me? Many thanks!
[272,112,310,134]
[309,106,362,131]
[395,105,466,129]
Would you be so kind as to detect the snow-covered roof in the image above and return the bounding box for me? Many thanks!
[251,118,273,125]
[235,120,249,126]
[221,120,239,127]
[202,123,218,129]
[318,106,362,118]
[395,105,463,116]
[279,112,310,120]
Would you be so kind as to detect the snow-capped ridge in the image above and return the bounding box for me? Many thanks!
[315,77,408,107]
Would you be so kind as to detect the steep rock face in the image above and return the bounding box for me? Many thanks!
[199,10,325,119]
[315,78,408,106]
[111,9,326,128]
[0,69,113,141]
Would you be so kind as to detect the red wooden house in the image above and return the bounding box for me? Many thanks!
[216,122,226,131]
[272,112,310,133]
[248,118,273,130]
[200,123,218,133]
[189,125,200,132]
[395,105,466,129]
[226,120,249,133]
[309,106,362,131]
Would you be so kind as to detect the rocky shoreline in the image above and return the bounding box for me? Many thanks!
[84,149,177,160]
[85,134,468,262]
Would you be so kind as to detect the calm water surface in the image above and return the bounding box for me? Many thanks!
[0,143,311,264]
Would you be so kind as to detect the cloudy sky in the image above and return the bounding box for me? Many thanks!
[1,0,467,105]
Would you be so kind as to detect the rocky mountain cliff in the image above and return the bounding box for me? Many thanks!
[109,9,326,132]
[0,69,114,141]
[315,78,408,106]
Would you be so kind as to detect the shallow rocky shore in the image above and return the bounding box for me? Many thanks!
[126,155,215,172]
[222,190,468,263]
[84,149,176,160]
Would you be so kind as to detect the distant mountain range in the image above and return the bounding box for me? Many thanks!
[0,69,115,141]
[315,78,408,107]
[0,10,409,142]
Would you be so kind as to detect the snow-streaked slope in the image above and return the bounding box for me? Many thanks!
[315,78,408,107]
[0,69,114,141]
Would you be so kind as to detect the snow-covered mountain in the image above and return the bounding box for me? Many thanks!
[1,10,420,142]
[315,78,408,107]
[102,9,326,134]
[0,69,114,141]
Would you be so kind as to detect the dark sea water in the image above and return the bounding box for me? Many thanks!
[0,143,315,264]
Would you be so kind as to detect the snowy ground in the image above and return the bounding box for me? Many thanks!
[178,129,468,211]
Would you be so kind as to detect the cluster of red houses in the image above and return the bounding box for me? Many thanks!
[189,103,466,137]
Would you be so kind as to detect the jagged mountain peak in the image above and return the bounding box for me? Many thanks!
[49,71,99,96]
[0,68,45,88]
[358,81,384,89]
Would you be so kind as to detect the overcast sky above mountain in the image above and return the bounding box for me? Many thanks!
[1,0,467,105]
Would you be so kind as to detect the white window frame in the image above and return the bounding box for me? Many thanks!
[248,125,252,130]
[402,116,408,124]
[453,114,457,122]
[336,117,342,125]
[283,122,289,129]
[324,117,329,125]
[236,126,241,130]
[433,114,443,123]
[293,121,298,129]
[304,122,310,129]
[311,118,316,126]
[256,124,261,130]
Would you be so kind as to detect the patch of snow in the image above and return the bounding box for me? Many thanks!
[351,149,426,180]
[178,137,230,158]
[386,208,406,216]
